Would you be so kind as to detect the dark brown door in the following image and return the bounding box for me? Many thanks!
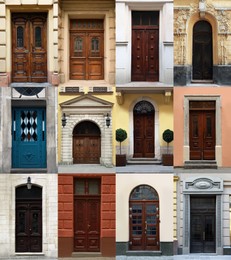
[132,11,159,81]
[73,136,100,163]
[74,197,100,252]
[193,21,213,80]
[190,110,215,160]
[12,13,47,83]
[190,197,216,253]
[70,19,104,80]
[133,101,155,158]
[16,185,42,252]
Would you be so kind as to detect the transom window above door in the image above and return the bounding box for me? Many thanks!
[70,19,104,80]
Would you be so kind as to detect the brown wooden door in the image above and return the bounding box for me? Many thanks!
[16,201,42,252]
[134,113,154,158]
[132,11,159,81]
[193,21,213,80]
[129,202,159,250]
[74,197,100,252]
[73,136,100,163]
[70,20,104,80]
[190,197,216,253]
[190,111,215,160]
[12,13,47,83]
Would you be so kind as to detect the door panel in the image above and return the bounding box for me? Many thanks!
[16,202,42,252]
[190,111,215,160]
[193,21,213,80]
[12,108,46,168]
[190,197,216,253]
[73,137,100,164]
[12,13,47,83]
[134,114,154,158]
[129,202,159,250]
[74,198,100,252]
[132,29,159,81]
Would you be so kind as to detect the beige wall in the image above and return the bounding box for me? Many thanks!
[116,174,174,242]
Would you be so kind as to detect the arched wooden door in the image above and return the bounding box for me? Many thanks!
[129,185,160,251]
[133,101,155,158]
[193,21,213,80]
[16,185,42,252]
[73,121,101,164]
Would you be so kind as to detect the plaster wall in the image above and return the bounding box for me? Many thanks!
[116,173,174,242]
[174,87,231,167]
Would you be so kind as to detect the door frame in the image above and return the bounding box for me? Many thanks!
[129,98,160,160]
[183,96,221,166]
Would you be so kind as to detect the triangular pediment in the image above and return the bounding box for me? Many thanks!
[60,94,113,108]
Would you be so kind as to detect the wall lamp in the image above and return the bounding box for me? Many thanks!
[62,113,67,127]
[106,113,111,128]
[27,176,32,190]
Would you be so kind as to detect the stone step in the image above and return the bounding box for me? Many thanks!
[184,160,217,169]
[126,250,162,256]
[127,158,162,165]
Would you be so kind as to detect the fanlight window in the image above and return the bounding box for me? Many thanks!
[130,185,159,201]
[134,101,154,114]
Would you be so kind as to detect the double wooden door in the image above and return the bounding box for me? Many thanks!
[193,21,213,80]
[12,13,47,83]
[134,113,154,158]
[190,197,216,253]
[129,202,159,250]
[132,29,159,81]
[189,110,215,160]
[74,197,100,252]
[16,201,42,252]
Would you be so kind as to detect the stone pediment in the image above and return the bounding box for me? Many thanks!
[60,94,113,109]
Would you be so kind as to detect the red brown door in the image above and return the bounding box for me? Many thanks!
[12,13,47,83]
[129,185,159,251]
[74,197,100,252]
[193,21,213,80]
[132,11,159,81]
[70,19,104,80]
[16,186,42,252]
[190,110,215,160]
[133,101,154,158]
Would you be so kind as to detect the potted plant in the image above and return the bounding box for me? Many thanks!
[116,128,127,166]
[162,129,174,166]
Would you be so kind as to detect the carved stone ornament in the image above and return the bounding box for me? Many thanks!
[183,177,223,194]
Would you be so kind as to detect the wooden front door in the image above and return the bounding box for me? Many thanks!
[190,197,216,253]
[134,101,154,158]
[132,11,159,81]
[73,121,101,164]
[193,21,213,80]
[16,186,42,252]
[12,13,47,83]
[189,102,215,160]
[70,19,104,80]
[129,185,159,251]
[74,179,100,252]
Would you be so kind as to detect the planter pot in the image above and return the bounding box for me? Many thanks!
[116,154,127,166]
[162,154,173,166]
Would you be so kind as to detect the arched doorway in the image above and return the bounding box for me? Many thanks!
[129,185,159,250]
[73,121,101,164]
[133,101,155,158]
[16,185,42,252]
[193,20,213,80]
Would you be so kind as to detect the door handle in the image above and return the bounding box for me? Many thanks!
[24,50,29,53]
[145,220,147,231]
[203,231,205,241]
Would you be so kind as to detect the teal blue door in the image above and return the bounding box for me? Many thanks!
[12,108,46,168]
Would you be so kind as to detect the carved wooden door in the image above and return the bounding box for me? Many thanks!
[16,186,42,252]
[129,185,159,251]
[12,13,47,83]
[193,21,213,80]
[70,20,104,80]
[190,197,216,253]
[189,110,215,160]
[74,197,100,252]
[132,11,159,81]
[133,101,154,158]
